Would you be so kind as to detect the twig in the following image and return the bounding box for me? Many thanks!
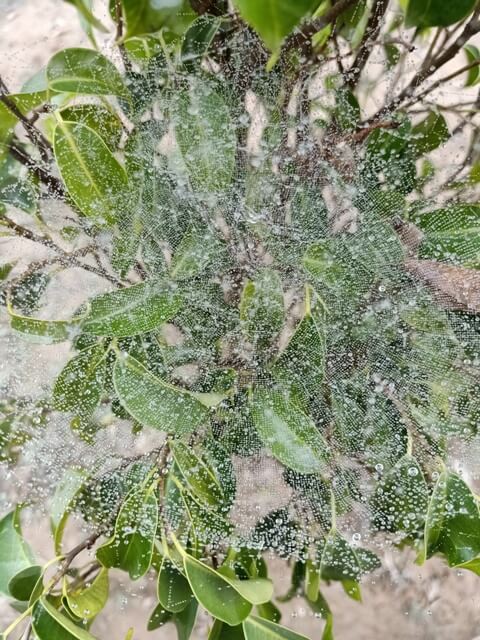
[7,140,66,197]
[0,76,53,162]
[114,0,133,73]
[1,215,122,286]
[347,0,389,89]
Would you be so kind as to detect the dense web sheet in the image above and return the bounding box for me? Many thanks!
[2,2,480,639]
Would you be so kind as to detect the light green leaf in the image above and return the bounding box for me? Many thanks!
[8,307,79,344]
[250,388,329,474]
[158,557,193,613]
[371,455,428,537]
[59,105,123,151]
[113,355,208,434]
[32,597,98,639]
[464,44,480,86]
[415,204,480,268]
[50,468,88,554]
[124,36,164,66]
[96,485,158,580]
[53,345,106,413]
[240,268,284,349]
[174,82,236,192]
[116,0,188,38]
[273,288,325,401]
[242,615,309,640]
[171,226,225,280]
[183,553,272,626]
[232,0,317,52]
[425,470,480,566]
[82,281,182,337]
[411,111,449,156]
[455,556,480,575]
[65,568,109,620]
[54,120,129,225]
[406,0,476,27]
[47,48,126,96]
[171,441,224,508]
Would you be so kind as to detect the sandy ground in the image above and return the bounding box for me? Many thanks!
[0,1,480,639]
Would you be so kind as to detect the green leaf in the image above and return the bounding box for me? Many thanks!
[240,268,284,349]
[7,565,42,602]
[53,120,129,225]
[411,111,449,156]
[8,308,80,344]
[53,345,106,413]
[273,288,325,401]
[424,470,480,566]
[250,388,329,474]
[32,597,98,639]
[209,619,245,639]
[59,105,123,151]
[171,226,225,280]
[307,591,334,640]
[82,281,182,337]
[415,204,480,268]
[371,455,428,537]
[124,36,164,66]
[406,0,476,27]
[9,272,49,314]
[116,0,188,38]
[147,603,172,630]
[171,441,224,509]
[174,598,198,640]
[183,553,272,627]
[242,616,309,640]
[50,468,88,554]
[96,485,158,579]
[464,44,480,86]
[0,173,37,214]
[65,568,109,620]
[455,556,480,575]
[181,15,221,71]
[173,82,236,192]
[47,48,126,96]
[158,557,193,613]
[319,530,363,583]
[232,0,317,52]
[113,355,208,434]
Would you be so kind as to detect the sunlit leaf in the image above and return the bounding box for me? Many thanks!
[242,615,310,640]
[65,568,109,620]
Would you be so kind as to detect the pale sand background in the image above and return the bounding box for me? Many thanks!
[0,1,480,638]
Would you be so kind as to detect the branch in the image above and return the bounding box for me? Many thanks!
[0,76,53,162]
[114,0,133,73]
[346,0,389,89]
[1,216,123,286]
[7,140,66,198]
[370,11,480,121]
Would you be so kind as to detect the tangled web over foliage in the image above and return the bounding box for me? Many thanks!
[2,0,480,638]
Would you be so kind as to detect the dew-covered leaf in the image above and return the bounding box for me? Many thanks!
[47,48,127,96]
[65,568,109,620]
[113,355,209,434]
[240,268,284,349]
[158,557,193,613]
[32,597,98,639]
[250,388,329,474]
[53,345,106,413]
[82,281,182,337]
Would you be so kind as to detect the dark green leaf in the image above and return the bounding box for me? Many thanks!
[411,111,449,156]
[170,226,225,280]
[181,15,221,71]
[32,597,98,639]
[158,557,193,613]
[7,565,41,602]
[371,455,428,536]
[53,345,106,412]
[406,0,476,28]
[425,470,480,566]
[171,441,224,509]
[96,485,158,579]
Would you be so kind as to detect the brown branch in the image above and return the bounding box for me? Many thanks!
[7,140,66,198]
[347,0,389,89]
[114,0,133,73]
[1,216,122,286]
[350,119,399,142]
[369,11,480,122]
[0,76,53,162]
